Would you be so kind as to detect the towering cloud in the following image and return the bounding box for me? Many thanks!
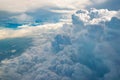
[0,9,120,80]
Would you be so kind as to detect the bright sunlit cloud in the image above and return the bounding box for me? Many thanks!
[0,0,107,12]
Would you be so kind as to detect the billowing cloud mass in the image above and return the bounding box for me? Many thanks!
[1,0,115,29]
[0,8,120,80]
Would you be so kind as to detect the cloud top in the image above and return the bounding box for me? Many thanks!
[72,8,118,25]
[0,9,120,80]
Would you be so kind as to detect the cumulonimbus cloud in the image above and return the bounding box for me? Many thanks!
[0,8,120,80]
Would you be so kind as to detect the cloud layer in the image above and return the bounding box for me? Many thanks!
[0,8,120,80]
[90,0,120,10]
[0,0,109,13]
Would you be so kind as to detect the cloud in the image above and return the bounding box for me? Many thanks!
[72,8,118,25]
[0,9,120,80]
[10,13,33,24]
[0,0,106,13]
[90,0,107,4]
[0,0,85,12]
[0,22,63,40]
[1,0,118,29]
[90,0,120,10]
[0,9,64,28]
[0,37,32,61]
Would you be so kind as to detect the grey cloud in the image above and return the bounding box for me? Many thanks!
[89,0,120,10]
[0,9,120,80]
[0,8,63,28]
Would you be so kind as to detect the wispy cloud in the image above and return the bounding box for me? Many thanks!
[0,0,106,13]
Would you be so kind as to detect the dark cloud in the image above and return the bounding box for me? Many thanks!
[0,8,63,28]
[0,37,32,61]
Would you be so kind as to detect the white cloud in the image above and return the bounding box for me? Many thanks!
[91,0,107,4]
[72,8,118,25]
[0,22,63,40]
[0,9,120,80]
[10,13,33,23]
[0,0,105,13]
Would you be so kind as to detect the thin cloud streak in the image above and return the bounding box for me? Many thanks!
[0,0,105,13]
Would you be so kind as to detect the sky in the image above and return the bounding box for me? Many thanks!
[0,0,106,12]
[0,0,119,13]
[0,0,120,80]
[0,0,118,29]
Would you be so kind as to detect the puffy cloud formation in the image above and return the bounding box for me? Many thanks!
[0,8,120,80]
[72,8,117,25]
[0,0,111,28]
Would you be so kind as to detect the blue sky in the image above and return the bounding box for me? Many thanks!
[0,0,119,29]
